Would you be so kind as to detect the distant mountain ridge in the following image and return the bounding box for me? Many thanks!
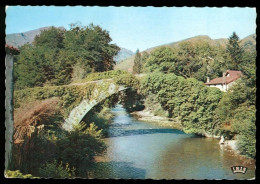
[114,47,134,63]
[6,26,134,64]
[115,34,256,73]
[6,26,66,48]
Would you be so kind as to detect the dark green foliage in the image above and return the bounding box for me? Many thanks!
[214,78,256,158]
[226,32,244,70]
[64,23,120,73]
[83,105,114,137]
[57,123,106,176]
[14,24,120,89]
[141,72,222,134]
[143,42,227,82]
[119,89,145,113]
[144,94,168,117]
[39,160,76,178]
[133,49,142,74]
[143,47,177,74]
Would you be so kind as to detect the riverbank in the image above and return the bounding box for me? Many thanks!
[131,109,183,130]
[131,109,255,164]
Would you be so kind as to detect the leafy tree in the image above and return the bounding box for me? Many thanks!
[133,49,142,74]
[141,72,222,135]
[143,42,227,82]
[14,23,120,89]
[226,32,244,70]
[143,47,178,74]
[64,23,120,74]
[33,27,65,49]
[14,44,46,88]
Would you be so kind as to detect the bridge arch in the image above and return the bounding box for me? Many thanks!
[62,82,129,131]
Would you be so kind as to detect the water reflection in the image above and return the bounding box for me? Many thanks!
[93,161,146,179]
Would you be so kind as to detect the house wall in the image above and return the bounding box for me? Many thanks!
[208,84,227,92]
[226,80,238,90]
[5,54,14,170]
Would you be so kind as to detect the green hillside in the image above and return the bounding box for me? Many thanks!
[115,34,256,73]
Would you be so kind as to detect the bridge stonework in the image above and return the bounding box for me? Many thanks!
[63,82,127,131]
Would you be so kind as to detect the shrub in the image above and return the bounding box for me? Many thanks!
[5,170,38,178]
[57,122,106,177]
[39,160,76,178]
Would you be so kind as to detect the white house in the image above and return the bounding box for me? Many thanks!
[205,70,242,92]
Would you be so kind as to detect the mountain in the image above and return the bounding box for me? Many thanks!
[115,34,256,73]
[114,47,134,64]
[6,26,66,48]
[240,34,256,52]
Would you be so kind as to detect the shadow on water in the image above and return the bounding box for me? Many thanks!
[108,128,187,137]
[92,161,146,179]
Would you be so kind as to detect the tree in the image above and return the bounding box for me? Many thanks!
[133,49,142,74]
[143,47,177,74]
[141,73,222,135]
[14,23,120,89]
[64,23,120,74]
[226,32,244,70]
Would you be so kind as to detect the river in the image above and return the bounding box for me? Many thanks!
[92,105,255,179]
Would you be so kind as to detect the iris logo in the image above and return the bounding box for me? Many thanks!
[231,166,247,174]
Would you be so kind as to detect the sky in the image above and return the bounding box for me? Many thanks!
[6,6,256,52]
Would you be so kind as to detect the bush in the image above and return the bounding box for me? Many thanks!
[5,170,38,178]
[57,122,106,177]
[39,160,76,178]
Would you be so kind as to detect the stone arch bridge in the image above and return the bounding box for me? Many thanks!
[63,80,129,131]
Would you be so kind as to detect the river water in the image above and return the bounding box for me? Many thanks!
[93,105,255,179]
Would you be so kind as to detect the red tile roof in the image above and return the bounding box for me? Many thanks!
[5,44,19,55]
[205,70,242,85]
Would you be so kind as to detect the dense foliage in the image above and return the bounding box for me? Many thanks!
[213,77,256,158]
[14,24,120,89]
[142,42,227,82]
[142,32,255,83]
[141,72,222,135]
[226,32,244,70]
[39,160,76,178]
[56,123,106,177]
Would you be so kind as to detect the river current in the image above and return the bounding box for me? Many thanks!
[92,105,255,179]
